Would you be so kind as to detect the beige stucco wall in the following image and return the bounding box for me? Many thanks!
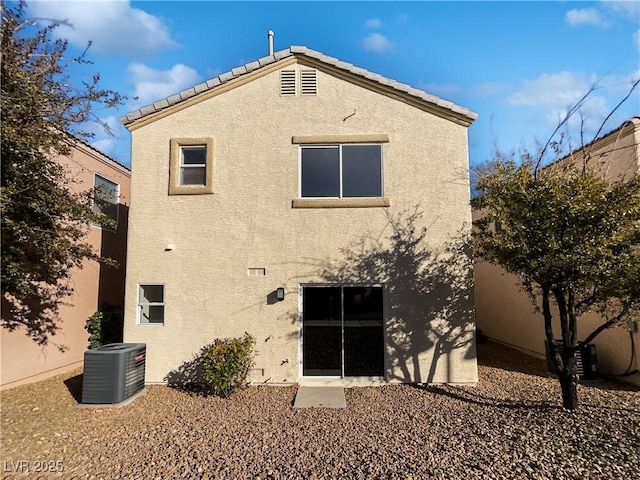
[124,60,477,385]
[0,143,131,389]
[474,118,640,386]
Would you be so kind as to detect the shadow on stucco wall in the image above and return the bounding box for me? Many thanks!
[289,207,477,383]
[1,293,66,350]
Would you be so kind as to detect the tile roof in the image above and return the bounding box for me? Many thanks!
[120,46,478,127]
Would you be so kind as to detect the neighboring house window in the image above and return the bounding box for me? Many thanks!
[138,284,164,325]
[169,138,214,195]
[93,174,119,230]
[300,144,383,198]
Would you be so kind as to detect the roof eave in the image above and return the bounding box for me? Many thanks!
[120,46,478,130]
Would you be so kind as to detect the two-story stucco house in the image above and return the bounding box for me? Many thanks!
[120,45,478,385]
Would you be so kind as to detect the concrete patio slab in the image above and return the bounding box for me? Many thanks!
[293,386,346,408]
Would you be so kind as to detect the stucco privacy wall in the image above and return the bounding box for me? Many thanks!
[1,142,130,389]
[124,59,478,384]
[474,117,640,386]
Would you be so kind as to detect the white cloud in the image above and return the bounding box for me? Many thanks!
[601,0,640,19]
[27,0,178,57]
[565,8,608,27]
[92,138,116,155]
[507,71,613,132]
[366,18,382,28]
[418,81,464,97]
[84,116,122,155]
[128,63,201,108]
[362,33,394,54]
[96,115,121,137]
[473,82,512,98]
[634,30,640,51]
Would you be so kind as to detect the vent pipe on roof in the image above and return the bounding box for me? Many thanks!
[268,30,274,56]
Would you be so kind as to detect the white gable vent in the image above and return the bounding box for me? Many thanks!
[280,69,296,96]
[300,69,317,95]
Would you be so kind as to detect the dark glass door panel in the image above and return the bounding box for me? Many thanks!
[302,287,342,376]
[343,287,384,376]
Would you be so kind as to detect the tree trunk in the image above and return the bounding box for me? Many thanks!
[553,286,579,410]
[559,348,579,409]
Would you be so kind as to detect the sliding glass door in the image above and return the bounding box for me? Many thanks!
[302,285,384,377]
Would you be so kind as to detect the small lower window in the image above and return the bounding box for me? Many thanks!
[138,284,164,325]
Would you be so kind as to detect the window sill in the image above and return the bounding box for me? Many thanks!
[168,185,214,195]
[292,198,391,209]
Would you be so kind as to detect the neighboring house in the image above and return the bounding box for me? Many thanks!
[474,117,640,386]
[120,45,478,385]
[0,139,131,389]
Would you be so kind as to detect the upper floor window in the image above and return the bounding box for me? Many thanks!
[180,146,207,185]
[300,144,383,198]
[169,138,214,195]
[93,174,119,230]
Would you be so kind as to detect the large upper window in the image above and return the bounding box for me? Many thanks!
[169,138,214,195]
[93,174,119,230]
[300,144,383,198]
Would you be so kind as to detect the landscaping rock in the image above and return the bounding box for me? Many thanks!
[1,342,638,479]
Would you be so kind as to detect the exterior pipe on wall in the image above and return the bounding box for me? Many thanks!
[268,30,274,56]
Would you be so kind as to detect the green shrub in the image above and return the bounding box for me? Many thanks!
[85,304,123,349]
[198,332,256,398]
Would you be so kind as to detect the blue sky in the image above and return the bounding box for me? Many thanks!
[24,1,640,167]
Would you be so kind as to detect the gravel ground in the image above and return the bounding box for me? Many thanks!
[1,341,639,480]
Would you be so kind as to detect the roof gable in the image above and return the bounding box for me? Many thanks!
[120,46,478,130]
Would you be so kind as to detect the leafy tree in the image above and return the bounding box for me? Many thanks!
[1,2,125,346]
[472,119,640,410]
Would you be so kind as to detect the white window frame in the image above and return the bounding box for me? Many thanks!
[92,173,120,230]
[179,145,207,186]
[298,144,384,199]
[169,138,214,195]
[137,284,165,326]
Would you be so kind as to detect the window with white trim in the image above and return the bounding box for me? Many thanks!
[138,284,165,325]
[169,138,214,195]
[300,144,383,198]
[93,174,119,230]
[179,146,207,186]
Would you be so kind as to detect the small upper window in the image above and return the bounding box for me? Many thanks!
[169,138,214,195]
[93,174,119,230]
[300,144,383,198]
[180,146,207,186]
